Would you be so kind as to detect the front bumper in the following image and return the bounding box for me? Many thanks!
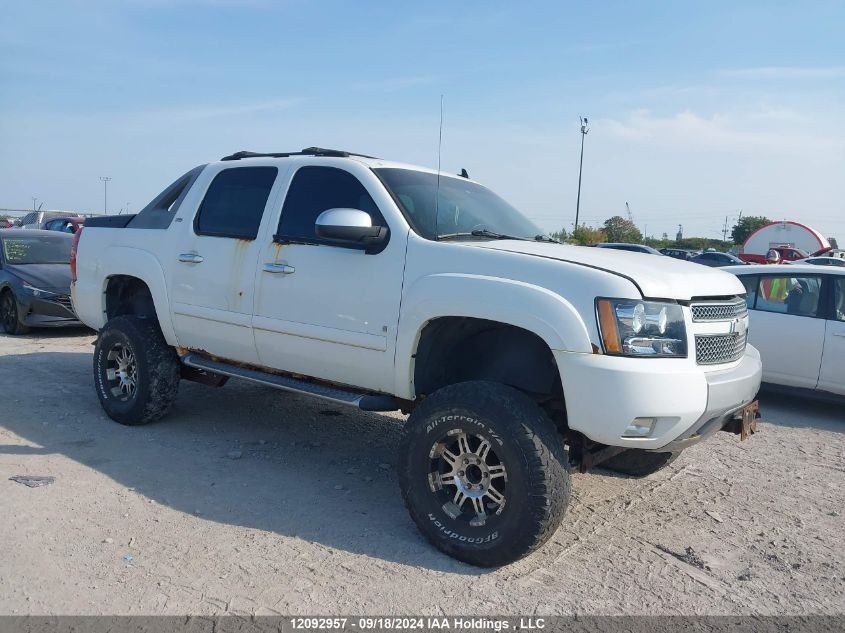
[555,345,762,450]
[19,293,81,327]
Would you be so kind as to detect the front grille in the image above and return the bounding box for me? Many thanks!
[695,332,746,365]
[52,294,74,311]
[691,298,747,322]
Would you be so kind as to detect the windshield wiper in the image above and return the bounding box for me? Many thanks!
[438,229,531,241]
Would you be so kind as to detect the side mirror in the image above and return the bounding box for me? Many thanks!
[315,208,388,252]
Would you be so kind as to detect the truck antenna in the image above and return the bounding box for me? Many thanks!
[434,94,443,240]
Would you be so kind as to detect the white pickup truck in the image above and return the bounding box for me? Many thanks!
[72,147,762,566]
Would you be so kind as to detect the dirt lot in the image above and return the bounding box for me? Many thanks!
[0,329,843,616]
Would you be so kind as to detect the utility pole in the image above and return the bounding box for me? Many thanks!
[723,215,729,242]
[731,210,743,245]
[99,176,112,214]
[574,116,589,230]
[31,197,37,212]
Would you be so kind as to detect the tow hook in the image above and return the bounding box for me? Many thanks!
[722,400,760,441]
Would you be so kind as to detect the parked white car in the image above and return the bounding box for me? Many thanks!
[71,147,762,566]
[726,264,844,396]
[792,256,845,268]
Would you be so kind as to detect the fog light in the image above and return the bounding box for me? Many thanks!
[622,417,656,437]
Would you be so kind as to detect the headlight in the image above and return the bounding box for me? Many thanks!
[22,282,52,297]
[596,298,687,357]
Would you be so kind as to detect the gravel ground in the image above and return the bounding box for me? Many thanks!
[0,329,843,616]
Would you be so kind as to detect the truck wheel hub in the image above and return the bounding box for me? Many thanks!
[105,344,138,400]
[428,430,508,527]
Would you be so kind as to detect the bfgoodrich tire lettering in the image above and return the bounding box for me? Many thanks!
[398,381,570,567]
[94,315,180,425]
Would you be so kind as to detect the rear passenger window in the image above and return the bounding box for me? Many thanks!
[756,275,822,317]
[195,167,278,240]
[276,167,384,244]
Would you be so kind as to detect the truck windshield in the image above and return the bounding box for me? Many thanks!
[375,168,547,242]
[2,236,72,264]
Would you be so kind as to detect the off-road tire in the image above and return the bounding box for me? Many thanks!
[398,381,570,567]
[600,449,679,477]
[94,315,180,425]
[1,289,30,335]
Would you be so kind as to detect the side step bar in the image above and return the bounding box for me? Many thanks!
[181,353,398,412]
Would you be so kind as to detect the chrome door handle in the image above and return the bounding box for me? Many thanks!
[178,253,204,264]
[263,263,295,274]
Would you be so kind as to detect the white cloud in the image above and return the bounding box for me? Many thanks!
[124,0,275,7]
[145,98,307,121]
[350,75,449,91]
[719,66,845,79]
[599,109,843,153]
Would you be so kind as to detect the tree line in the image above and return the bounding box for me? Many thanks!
[550,215,771,251]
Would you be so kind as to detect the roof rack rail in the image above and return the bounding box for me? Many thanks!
[220,147,377,161]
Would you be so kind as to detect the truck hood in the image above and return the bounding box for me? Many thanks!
[471,241,746,300]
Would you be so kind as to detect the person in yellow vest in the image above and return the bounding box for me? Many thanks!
[762,278,790,302]
[759,250,807,312]
[760,250,789,302]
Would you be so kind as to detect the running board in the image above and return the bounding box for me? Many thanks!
[181,353,398,412]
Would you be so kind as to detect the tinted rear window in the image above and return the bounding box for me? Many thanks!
[195,167,278,239]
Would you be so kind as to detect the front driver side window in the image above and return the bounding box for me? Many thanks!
[834,278,845,322]
[276,167,385,245]
[756,275,821,317]
[739,275,758,309]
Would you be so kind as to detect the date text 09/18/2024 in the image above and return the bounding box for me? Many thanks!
[289,617,547,631]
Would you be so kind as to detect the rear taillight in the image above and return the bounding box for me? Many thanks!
[70,226,83,282]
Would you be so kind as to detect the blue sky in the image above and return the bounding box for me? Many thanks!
[2,0,843,241]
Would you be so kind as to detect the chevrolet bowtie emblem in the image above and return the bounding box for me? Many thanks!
[730,317,747,336]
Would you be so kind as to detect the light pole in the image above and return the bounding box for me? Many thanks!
[99,177,112,214]
[31,197,37,212]
[574,116,589,230]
